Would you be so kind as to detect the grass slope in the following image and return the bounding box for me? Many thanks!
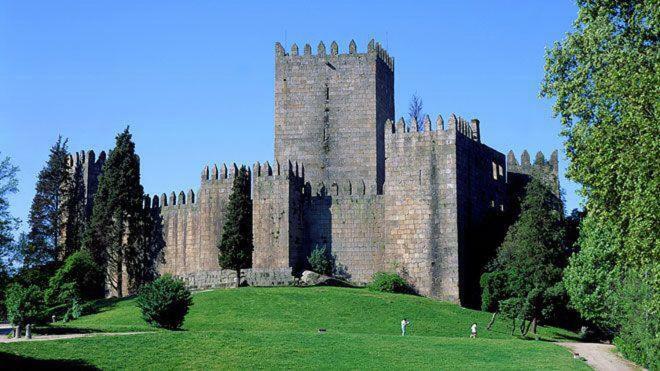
[0,287,588,370]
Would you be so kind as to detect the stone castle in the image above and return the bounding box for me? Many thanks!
[69,40,558,306]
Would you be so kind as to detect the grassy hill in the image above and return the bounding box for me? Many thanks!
[0,287,589,369]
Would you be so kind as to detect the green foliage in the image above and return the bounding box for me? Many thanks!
[308,245,335,276]
[217,166,253,287]
[26,136,71,267]
[369,272,411,294]
[480,178,568,331]
[613,270,659,369]
[0,152,20,272]
[45,250,103,307]
[480,271,509,312]
[563,214,620,331]
[136,274,193,330]
[5,284,46,326]
[83,127,146,297]
[543,1,658,364]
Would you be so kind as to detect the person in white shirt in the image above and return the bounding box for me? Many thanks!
[401,319,410,336]
[470,323,478,338]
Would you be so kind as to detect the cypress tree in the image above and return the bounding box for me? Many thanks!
[83,127,144,297]
[25,136,70,267]
[217,166,253,288]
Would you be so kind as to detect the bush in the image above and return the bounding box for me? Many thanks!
[368,272,411,294]
[45,250,103,307]
[5,284,46,326]
[308,245,335,276]
[136,275,193,330]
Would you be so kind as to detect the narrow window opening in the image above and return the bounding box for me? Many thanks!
[325,84,329,101]
[492,161,498,180]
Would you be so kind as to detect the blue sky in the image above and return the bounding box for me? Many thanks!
[0,0,582,233]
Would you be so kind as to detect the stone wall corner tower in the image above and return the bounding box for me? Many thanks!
[274,39,394,194]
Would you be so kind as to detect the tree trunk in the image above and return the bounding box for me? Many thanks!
[531,318,538,339]
[522,319,532,337]
[487,312,497,330]
[511,318,516,335]
[520,319,527,335]
[235,268,241,288]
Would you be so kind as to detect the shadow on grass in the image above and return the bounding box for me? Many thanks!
[0,352,99,370]
[34,326,97,335]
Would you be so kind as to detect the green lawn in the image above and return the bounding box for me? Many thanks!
[0,287,589,370]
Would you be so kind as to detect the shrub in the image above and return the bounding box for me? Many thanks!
[5,284,46,326]
[308,245,335,276]
[368,272,411,294]
[45,250,104,307]
[137,275,193,330]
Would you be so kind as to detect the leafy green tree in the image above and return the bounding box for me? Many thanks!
[0,153,19,271]
[5,284,46,326]
[542,1,658,364]
[45,250,103,306]
[563,214,620,332]
[83,127,145,297]
[25,136,71,267]
[481,177,567,336]
[217,166,253,288]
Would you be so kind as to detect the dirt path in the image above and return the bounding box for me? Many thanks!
[0,331,149,343]
[559,342,641,371]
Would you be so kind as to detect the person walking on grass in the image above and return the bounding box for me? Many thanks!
[470,323,477,338]
[401,319,410,336]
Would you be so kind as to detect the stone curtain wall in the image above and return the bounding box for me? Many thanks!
[274,40,394,194]
[304,182,386,283]
[252,161,304,270]
[155,163,242,276]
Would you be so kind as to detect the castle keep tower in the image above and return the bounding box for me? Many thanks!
[274,40,394,193]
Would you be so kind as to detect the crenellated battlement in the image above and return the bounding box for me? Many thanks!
[200,163,242,183]
[506,149,559,176]
[153,189,198,209]
[275,39,394,71]
[68,149,107,168]
[252,160,304,180]
[385,114,481,142]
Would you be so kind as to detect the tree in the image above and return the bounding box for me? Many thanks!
[83,127,145,297]
[408,93,424,131]
[25,136,71,266]
[563,214,620,332]
[0,153,19,272]
[480,177,568,336]
[542,1,658,365]
[217,166,253,288]
[5,284,46,327]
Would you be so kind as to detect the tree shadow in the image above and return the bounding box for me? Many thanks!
[0,352,99,370]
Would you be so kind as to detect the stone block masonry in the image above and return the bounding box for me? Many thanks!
[69,39,558,306]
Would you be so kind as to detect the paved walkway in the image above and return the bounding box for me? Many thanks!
[0,331,149,343]
[559,342,641,371]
